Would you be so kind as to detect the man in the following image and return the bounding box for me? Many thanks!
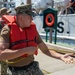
[0,7,12,75]
[67,0,75,14]
[0,4,74,75]
[0,7,11,28]
[0,7,11,17]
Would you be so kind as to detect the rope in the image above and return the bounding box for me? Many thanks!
[5,57,26,64]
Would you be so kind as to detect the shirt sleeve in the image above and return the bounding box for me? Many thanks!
[0,25,10,43]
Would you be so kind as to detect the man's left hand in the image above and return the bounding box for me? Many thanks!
[60,53,75,64]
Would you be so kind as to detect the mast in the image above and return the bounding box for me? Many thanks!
[27,0,31,4]
[26,0,32,10]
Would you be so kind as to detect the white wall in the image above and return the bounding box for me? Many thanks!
[33,14,75,37]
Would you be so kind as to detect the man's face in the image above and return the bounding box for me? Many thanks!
[18,14,33,28]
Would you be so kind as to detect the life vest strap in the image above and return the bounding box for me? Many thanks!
[10,36,36,48]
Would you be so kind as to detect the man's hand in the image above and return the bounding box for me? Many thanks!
[60,53,75,64]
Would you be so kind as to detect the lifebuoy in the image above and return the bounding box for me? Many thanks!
[45,14,54,27]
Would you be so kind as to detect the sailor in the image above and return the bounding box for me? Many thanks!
[0,7,11,17]
[0,7,11,75]
[0,7,11,27]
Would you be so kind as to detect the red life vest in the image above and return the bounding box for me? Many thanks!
[0,15,15,27]
[8,22,38,57]
[1,15,38,57]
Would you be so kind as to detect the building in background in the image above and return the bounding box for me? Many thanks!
[0,0,15,9]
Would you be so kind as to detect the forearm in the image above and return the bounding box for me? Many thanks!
[38,42,63,59]
[0,46,37,60]
[38,42,75,64]
[0,48,27,60]
[42,48,63,59]
[48,50,63,59]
